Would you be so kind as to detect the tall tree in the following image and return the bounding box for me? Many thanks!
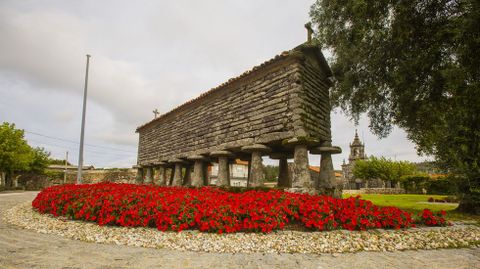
[0,122,33,187]
[29,147,51,174]
[353,156,417,185]
[310,0,480,213]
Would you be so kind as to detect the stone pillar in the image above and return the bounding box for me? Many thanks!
[269,152,292,188]
[241,144,271,187]
[188,155,208,187]
[169,158,188,186]
[311,143,342,198]
[210,150,234,187]
[247,160,252,187]
[183,165,192,186]
[169,167,175,186]
[156,164,167,186]
[282,137,319,194]
[135,166,144,184]
[278,158,290,187]
[292,144,314,191]
[203,162,210,186]
[144,166,153,184]
[172,163,183,186]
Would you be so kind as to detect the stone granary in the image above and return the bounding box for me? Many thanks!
[135,40,342,196]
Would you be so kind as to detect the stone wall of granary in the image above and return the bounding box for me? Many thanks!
[137,45,333,165]
[297,51,331,139]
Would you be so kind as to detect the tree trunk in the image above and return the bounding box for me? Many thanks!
[456,191,480,215]
[5,170,13,189]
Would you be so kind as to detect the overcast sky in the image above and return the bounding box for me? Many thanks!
[0,0,431,169]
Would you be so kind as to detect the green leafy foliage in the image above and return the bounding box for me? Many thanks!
[353,156,417,184]
[310,0,480,213]
[0,122,51,188]
[264,165,279,182]
[400,174,431,194]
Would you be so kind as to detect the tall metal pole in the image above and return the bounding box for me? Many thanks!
[77,54,91,184]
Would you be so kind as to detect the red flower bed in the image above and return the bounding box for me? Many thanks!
[32,183,446,233]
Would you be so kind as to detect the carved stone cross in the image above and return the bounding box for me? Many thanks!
[153,109,160,118]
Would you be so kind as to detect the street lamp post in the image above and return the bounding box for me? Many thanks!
[77,54,91,184]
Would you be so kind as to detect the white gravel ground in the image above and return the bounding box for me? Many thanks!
[4,202,480,254]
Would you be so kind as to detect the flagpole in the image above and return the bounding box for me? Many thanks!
[77,54,91,184]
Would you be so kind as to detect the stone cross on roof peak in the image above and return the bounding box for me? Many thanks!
[153,109,160,118]
[305,22,313,43]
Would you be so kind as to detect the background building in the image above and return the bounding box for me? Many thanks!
[341,130,368,189]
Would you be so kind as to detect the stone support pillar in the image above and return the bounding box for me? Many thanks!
[203,162,210,186]
[169,167,175,186]
[269,152,293,188]
[169,158,187,186]
[292,144,314,191]
[172,163,183,186]
[144,166,154,184]
[282,137,320,194]
[278,158,290,187]
[156,163,167,186]
[188,155,208,187]
[241,144,271,187]
[135,166,144,184]
[311,143,342,198]
[183,165,192,186]
[210,150,234,187]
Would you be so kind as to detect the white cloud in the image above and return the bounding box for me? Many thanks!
[0,0,428,168]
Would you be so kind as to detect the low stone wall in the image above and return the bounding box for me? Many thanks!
[343,188,405,195]
[16,170,137,190]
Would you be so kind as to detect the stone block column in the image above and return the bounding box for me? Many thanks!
[188,155,208,187]
[156,162,168,186]
[168,167,175,186]
[170,158,186,186]
[242,144,271,187]
[270,152,293,188]
[183,165,192,186]
[282,137,319,194]
[211,150,234,187]
[311,143,342,198]
[134,166,144,184]
[144,166,154,184]
[292,144,314,191]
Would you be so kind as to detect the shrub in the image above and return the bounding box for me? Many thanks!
[400,174,430,194]
[32,183,446,233]
[426,177,457,195]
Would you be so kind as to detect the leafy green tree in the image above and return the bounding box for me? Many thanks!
[48,158,71,166]
[29,147,51,174]
[264,165,279,182]
[0,122,33,188]
[310,0,480,213]
[353,157,417,186]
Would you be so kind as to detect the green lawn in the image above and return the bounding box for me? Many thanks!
[343,193,480,223]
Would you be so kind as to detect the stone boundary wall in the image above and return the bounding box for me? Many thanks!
[343,188,406,195]
[17,170,137,190]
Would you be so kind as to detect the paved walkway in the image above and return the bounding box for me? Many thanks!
[1,191,479,269]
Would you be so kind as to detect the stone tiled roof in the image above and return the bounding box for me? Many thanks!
[136,42,331,132]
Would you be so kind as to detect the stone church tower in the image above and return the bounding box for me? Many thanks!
[341,130,367,189]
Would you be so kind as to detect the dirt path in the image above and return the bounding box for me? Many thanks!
[1,191,479,269]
